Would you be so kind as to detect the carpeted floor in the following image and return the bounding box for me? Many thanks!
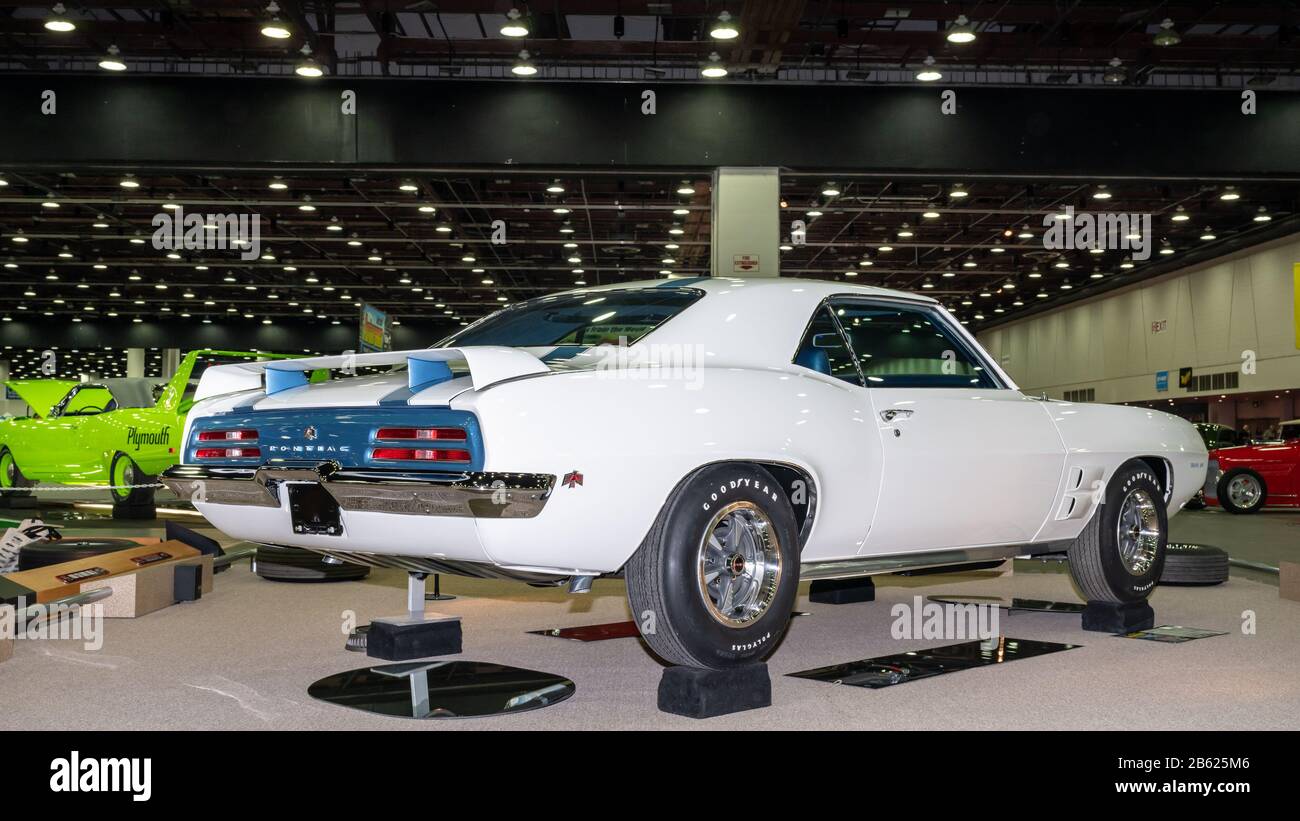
[1,498,1296,730]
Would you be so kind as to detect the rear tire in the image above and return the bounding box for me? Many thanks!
[253,546,371,583]
[1160,543,1229,586]
[1217,468,1265,514]
[18,537,142,571]
[625,463,800,669]
[109,451,157,506]
[1067,460,1167,603]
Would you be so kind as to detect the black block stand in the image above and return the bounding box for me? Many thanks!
[658,663,771,719]
[809,576,875,605]
[366,573,463,661]
[1081,600,1155,633]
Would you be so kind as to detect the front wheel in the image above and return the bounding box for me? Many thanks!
[1217,468,1265,514]
[625,463,800,669]
[0,447,33,497]
[1067,460,1168,603]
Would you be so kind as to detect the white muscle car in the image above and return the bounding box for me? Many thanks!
[163,278,1207,669]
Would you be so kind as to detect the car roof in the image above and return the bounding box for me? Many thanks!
[534,275,1002,381]
[572,276,939,304]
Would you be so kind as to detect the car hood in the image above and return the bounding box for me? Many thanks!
[3,379,79,418]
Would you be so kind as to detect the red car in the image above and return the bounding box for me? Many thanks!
[1205,419,1300,514]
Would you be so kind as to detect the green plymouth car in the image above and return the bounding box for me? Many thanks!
[0,349,297,506]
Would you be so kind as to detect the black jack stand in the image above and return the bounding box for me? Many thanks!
[1081,599,1155,633]
[424,573,456,602]
[658,663,771,719]
[809,576,875,605]
[367,572,463,661]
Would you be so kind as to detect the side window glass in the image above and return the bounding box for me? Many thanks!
[792,307,862,386]
[830,301,999,389]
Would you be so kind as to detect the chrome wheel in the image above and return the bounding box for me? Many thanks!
[1226,474,1261,508]
[697,501,782,627]
[1116,488,1161,576]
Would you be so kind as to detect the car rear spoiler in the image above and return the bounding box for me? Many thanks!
[193,346,552,401]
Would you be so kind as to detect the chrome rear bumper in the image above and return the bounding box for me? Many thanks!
[161,463,555,519]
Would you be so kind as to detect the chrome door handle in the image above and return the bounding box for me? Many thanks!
[879,409,914,423]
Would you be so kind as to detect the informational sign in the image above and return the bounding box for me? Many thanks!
[732,253,759,273]
[1156,371,1169,392]
[1150,319,1168,334]
[359,302,390,353]
[1179,367,1194,390]
[1293,263,1299,350]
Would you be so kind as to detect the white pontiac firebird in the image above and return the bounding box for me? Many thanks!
[164,278,1207,668]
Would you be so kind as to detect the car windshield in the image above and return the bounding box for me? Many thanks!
[438,288,703,350]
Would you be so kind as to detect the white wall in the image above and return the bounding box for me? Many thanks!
[978,233,1300,407]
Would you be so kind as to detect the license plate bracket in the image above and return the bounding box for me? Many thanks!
[288,483,342,536]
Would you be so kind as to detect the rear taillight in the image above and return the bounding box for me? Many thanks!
[195,446,261,459]
[370,447,470,463]
[197,429,258,442]
[375,427,467,442]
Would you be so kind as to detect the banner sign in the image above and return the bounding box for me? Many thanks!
[359,302,390,353]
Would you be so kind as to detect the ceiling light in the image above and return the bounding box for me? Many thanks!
[260,2,291,39]
[709,10,739,40]
[268,180,288,190]
[948,184,968,198]
[501,8,530,38]
[1253,207,1272,222]
[916,56,942,82]
[806,209,823,217]
[1153,18,1181,47]
[677,182,696,196]
[1092,186,1112,200]
[946,14,976,44]
[44,3,75,32]
[878,245,893,252]
[922,210,941,219]
[896,225,913,238]
[1171,206,1190,222]
[512,50,537,76]
[701,53,728,79]
[1200,229,1216,241]
[99,45,127,72]
[821,183,841,197]
[295,52,325,78]
[1219,186,1240,201]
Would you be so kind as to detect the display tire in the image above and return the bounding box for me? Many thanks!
[1216,468,1266,515]
[1067,460,1168,603]
[108,451,157,506]
[625,463,800,669]
[253,545,370,583]
[17,537,143,571]
[1159,542,1229,586]
[0,447,34,498]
